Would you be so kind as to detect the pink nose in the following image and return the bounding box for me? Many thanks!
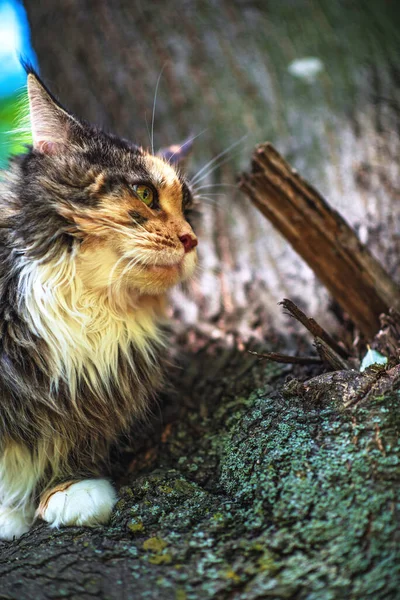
[179,234,198,253]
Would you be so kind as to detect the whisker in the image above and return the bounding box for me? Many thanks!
[194,193,226,196]
[193,195,219,206]
[94,217,149,238]
[190,146,245,187]
[190,135,247,185]
[151,64,167,155]
[144,113,152,151]
[107,254,148,305]
[120,257,141,280]
[194,264,206,274]
[128,218,150,236]
[192,183,238,191]
[107,253,132,304]
[167,129,208,164]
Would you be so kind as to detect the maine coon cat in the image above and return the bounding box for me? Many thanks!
[0,67,198,540]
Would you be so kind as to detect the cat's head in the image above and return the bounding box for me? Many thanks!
[20,67,198,297]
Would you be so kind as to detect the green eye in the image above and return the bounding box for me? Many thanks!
[133,184,154,206]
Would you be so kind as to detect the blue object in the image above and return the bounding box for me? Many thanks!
[360,348,388,372]
[0,0,38,99]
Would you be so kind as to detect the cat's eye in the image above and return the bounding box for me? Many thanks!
[132,184,154,207]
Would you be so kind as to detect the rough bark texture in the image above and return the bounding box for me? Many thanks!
[2,2,399,598]
[239,143,400,338]
[1,347,399,599]
[24,0,400,337]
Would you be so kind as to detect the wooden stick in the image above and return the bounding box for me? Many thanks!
[247,350,322,365]
[239,143,400,339]
[280,299,350,359]
[313,337,351,371]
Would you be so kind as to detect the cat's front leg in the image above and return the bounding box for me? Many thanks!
[37,479,117,528]
[0,443,38,540]
[0,506,35,540]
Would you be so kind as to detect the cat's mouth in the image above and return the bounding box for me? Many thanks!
[146,260,183,274]
[119,252,197,293]
[120,251,197,291]
[128,256,185,275]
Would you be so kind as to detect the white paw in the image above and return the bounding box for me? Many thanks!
[0,506,33,540]
[41,479,117,528]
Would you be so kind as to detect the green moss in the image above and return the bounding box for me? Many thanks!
[222,569,241,583]
[112,373,400,598]
[143,537,169,553]
[148,553,173,565]
[212,512,224,521]
[257,550,279,574]
[128,520,145,534]
[120,486,134,498]
[3,353,399,599]
[158,485,174,494]
[172,479,198,495]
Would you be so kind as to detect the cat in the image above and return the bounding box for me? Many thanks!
[0,65,198,540]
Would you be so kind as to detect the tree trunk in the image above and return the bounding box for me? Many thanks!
[1,347,399,599]
[24,0,400,337]
[2,2,399,598]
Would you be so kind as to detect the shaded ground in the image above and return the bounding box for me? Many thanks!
[0,344,399,599]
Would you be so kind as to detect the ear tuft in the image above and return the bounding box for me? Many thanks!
[26,72,78,154]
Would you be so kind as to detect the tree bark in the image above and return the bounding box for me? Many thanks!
[3,2,399,598]
[1,346,399,599]
[24,0,400,336]
[239,144,400,338]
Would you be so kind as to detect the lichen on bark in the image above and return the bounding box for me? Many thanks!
[1,348,399,600]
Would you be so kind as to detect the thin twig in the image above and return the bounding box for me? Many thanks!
[280,299,350,359]
[248,350,322,365]
[314,337,351,370]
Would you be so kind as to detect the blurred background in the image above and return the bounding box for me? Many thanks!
[0,0,36,165]
[1,0,399,343]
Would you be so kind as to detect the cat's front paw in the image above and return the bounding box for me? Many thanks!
[0,506,33,540]
[39,479,117,528]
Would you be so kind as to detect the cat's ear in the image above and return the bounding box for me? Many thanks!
[158,138,193,167]
[26,71,80,155]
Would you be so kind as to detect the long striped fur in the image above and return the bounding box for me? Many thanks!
[0,67,197,533]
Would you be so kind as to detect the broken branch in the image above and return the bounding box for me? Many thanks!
[280,298,350,358]
[247,349,322,365]
[239,143,400,339]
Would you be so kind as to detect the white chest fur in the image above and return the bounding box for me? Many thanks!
[18,251,163,399]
